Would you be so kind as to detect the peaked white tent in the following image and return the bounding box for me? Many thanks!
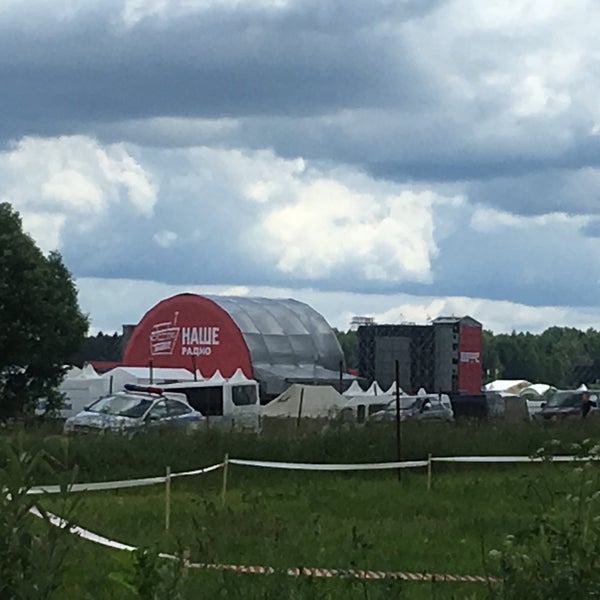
[54,364,109,418]
[344,380,366,397]
[343,380,395,422]
[263,384,345,418]
[385,381,405,396]
[101,366,195,392]
[207,369,227,384]
[228,368,252,383]
[365,381,387,396]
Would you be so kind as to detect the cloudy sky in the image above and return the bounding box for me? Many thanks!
[3,0,600,334]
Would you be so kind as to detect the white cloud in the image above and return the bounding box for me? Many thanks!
[470,208,589,232]
[371,296,577,334]
[20,213,67,254]
[41,170,105,213]
[153,230,178,248]
[259,180,441,281]
[403,0,600,152]
[0,135,156,252]
[76,276,600,336]
[120,0,291,26]
[106,117,240,148]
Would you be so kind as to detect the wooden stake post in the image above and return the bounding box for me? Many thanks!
[427,453,432,491]
[221,453,229,505]
[165,466,171,531]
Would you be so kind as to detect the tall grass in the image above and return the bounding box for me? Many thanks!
[2,420,599,598]
[3,418,598,484]
[45,461,592,599]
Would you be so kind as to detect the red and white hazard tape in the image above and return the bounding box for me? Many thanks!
[432,455,594,464]
[188,561,500,583]
[30,507,499,584]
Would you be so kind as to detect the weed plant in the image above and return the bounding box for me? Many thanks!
[3,418,599,484]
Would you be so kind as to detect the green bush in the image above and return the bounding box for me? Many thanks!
[0,435,79,599]
[489,440,600,599]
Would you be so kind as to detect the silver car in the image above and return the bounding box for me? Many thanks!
[369,396,454,423]
[63,385,204,434]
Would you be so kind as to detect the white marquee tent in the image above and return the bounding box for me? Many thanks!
[343,380,396,422]
[100,366,196,392]
[262,384,346,418]
[55,364,108,418]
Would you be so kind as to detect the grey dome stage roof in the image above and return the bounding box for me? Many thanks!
[206,295,349,395]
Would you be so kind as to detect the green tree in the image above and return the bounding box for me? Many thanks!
[335,329,358,369]
[0,203,88,419]
[481,329,500,383]
[74,331,124,365]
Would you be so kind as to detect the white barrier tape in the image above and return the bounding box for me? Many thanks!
[28,454,595,495]
[30,506,136,552]
[30,507,499,584]
[27,462,224,495]
[171,463,224,478]
[228,459,429,471]
[432,455,596,463]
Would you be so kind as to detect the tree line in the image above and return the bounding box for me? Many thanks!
[481,327,600,387]
[334,327,600,388]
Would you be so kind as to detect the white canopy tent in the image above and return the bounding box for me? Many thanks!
[364,381,387,396]
[342,380,395,423]
[344,380,366,397]
[263,384,346,419]
[55,364,108,418]
[385,381,405,396]
[484,379,531,394]
[100,366,196,392]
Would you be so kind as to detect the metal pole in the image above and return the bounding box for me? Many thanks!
[149,359,154,384]
[221,453,229,505]
[192,355,197,381]
[339,360,343,394]
[395,360,402,482]
[165,466,171,531]
[296,387,304,431]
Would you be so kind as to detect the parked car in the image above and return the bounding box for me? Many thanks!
[536,389,598,421]
[63,384,204,434]
[369,396,454,423]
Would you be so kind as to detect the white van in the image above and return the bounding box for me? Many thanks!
[161,369,261,432]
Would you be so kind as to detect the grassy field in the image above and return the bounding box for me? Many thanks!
[40,461,587,599]
[9,417,600,482]
[3,420,600,598]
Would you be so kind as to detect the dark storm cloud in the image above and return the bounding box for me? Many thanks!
[467,167,600,217]
[580,218,600,238]
[5,0,600,332]
[4,0,598,196]
[0,0,430,141]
